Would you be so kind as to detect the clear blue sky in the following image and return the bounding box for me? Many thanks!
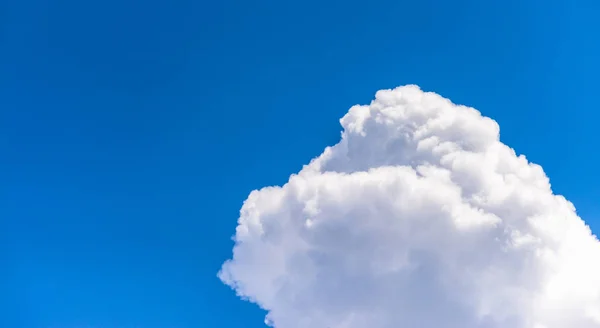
[1,0,599,327]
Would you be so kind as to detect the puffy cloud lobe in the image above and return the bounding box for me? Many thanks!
[219,85,600,328]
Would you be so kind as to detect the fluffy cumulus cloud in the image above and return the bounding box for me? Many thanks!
[219,85,600,328]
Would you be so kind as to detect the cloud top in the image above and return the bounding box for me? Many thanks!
[219,85,600,328]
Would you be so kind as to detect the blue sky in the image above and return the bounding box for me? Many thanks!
[1,0,599,327]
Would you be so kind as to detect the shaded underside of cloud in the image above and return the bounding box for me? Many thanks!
[219,85,600,328]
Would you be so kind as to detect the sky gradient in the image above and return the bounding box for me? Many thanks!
[1,0,599,327]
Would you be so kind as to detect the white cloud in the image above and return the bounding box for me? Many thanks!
[218,85,600,328]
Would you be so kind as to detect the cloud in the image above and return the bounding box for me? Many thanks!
[218,85,600,328]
